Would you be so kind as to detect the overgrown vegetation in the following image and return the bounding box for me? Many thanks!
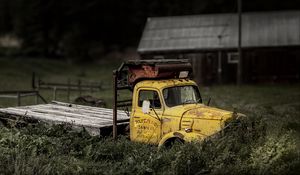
[0,108,299,174]
[0,58,299,174]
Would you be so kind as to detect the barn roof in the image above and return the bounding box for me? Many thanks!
[138,11,300,53]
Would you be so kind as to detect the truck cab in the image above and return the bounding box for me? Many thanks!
[130,79,234,146]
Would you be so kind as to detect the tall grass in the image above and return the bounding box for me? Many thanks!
[0,112,299,174]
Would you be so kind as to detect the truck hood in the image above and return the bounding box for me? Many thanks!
[163,104,239,139]
[164,104,233,121]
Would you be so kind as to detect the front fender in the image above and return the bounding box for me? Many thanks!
[158,130,205,147]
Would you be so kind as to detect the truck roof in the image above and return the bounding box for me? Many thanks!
[134,78,197,90]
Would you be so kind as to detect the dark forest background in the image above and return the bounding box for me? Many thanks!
[0,0,299,60]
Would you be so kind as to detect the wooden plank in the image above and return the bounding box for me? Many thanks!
[20,93,38,97]
[39,86,100,91]
[51,101,129,115]
[44,103,122,115]
[0,108,116,128]
[0,95,17,98]
[0,101,130,137]
[0,108,69,124]
[39,82,101,88]
[0,111,101,136]
[25,104,129,120]
[50,104,129,118]
[51,101,129,118]
[0,108,128,125]
[34,105,128,120]
[0,90,38,94]
[27,108,115,122]
[20,103,122,115]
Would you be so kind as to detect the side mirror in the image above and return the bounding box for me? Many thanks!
[142,100,150,114]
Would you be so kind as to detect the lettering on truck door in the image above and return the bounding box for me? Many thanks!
[131,89,162,144]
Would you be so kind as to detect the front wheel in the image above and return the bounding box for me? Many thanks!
[163,137,185,148]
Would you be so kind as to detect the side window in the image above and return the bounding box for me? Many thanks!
[138,90,161,109]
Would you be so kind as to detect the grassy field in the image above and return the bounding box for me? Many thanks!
[0,57,121,107]
[0,58,299,174]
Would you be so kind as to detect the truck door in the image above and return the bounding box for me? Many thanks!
[130,89,162,144]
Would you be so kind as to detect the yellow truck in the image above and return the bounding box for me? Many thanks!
[113,59,242,146]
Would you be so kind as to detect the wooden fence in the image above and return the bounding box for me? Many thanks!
[0,73,104,107]
[0,91,47,106]
[32,72,103,102]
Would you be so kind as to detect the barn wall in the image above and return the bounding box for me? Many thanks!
[139,46,300,85]
[243,47,300,83]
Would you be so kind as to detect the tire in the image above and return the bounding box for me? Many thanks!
[164,137,184,148]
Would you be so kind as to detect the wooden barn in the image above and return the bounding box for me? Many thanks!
[137,11,300,84]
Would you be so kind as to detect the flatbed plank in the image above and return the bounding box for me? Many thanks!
[52,101,129,115]
[0,101,130,136]
[0,108,113,127]
[28,104,128,120]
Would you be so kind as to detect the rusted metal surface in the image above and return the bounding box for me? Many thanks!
[127,61,192,84]
[129,65,172,83]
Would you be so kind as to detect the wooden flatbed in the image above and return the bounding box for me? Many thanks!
[0,101,130,136]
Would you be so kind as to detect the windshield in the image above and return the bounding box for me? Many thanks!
[163,85,201,107]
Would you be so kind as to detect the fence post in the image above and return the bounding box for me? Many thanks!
[17,92,21,106]
[90,81,93,93]
[32,72,36,89]
[36,79,40,104]
[67,78,70,102]
[78,79,82,97]
[35,91,38,104]
[53,87,57,101]
[113,70,118,140]
[99,81,103,90]
[37,77,40,89]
